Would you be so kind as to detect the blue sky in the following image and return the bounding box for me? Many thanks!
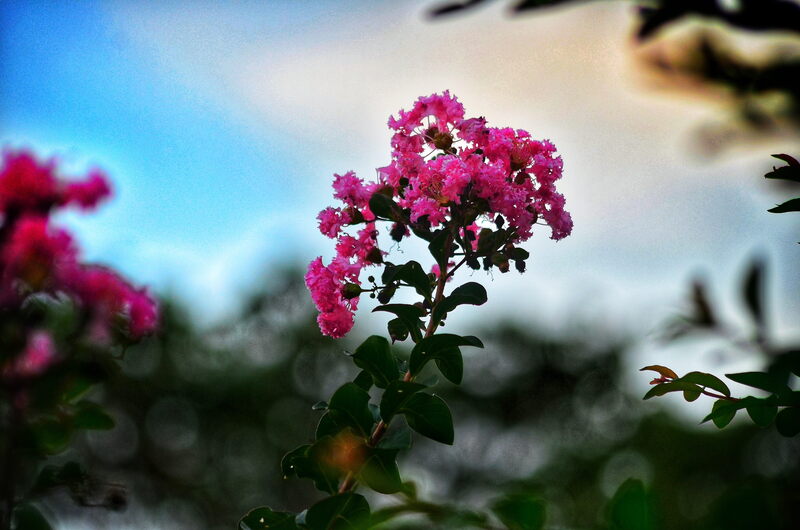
[0,0,324,317]
[1,0,797,364]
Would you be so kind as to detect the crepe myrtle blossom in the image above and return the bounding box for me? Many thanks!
[306,92,572,337]
[0,148,158,376]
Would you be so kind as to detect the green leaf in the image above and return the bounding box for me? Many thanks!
[510,247,530,260]
[72,401,115,430]
[351,336,398,389]
[360,449,402,494]
[765,164,800,183]
[373,304,425,343]
[380,381,426,421]
[400,393,454,445]
[377,420,412,450]
[240,507,299,530]
[491,494,546,530]
[434,347,463,385]
[12,504,52,530]
[605,479,656,530]
[387,318,409,343]
[383,261,432,300]
[282,439,343,495]
[428,229,452,265]
[31,418,71,455]
[281,445,310,479]
[683,389,701,402]
[702,399,743,428]
[771,153,800,167]
[431,282,488,324]
[315,412,340,439]
[768,197,800,213]
[642,382,702,400]
[409,333,483,384]
[744,396,778,427]
[677,372,731,397]
[353,371,373,392]
[304,493,370,530]
[328,383,375,436]
[369,192,402,221]
[775,390,800,407]
[775,407,800,437]
[725,371,790,395]
[476,228,499,256]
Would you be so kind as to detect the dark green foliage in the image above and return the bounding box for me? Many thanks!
[387,318,409,343]
[491,494,546,530]
[304,493,370,530]
[376,421,413,451]
[11,504,52,530]
[743,397,778,427]
[382,261,432,301]
[605,479,656,530]
[373,305,425,342]
[351,336,398,389]
[360,449,402,494]
[431,282,487,324]
[427,229,452,266]
[71,401,115,430]
[409,333,483,384]
[399,393,454,445]
[380,381,427,421]
[328,383,375,436]
[239,507,299,530]
[775,407,800,437]
[703,399,742,428]
[768,198,800,213]
[281,443,340,495]
[643,382,702,401]
[353,371,373,391]
[369,192,403,222]
[725,372,790,395]
[677,372,730,396]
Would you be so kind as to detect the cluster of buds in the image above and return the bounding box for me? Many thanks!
[0,149,158,379]
[306,92,572,338]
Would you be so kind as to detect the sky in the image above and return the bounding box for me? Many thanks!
[1,0,798,386]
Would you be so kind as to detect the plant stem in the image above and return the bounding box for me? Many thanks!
[337,233,455,495]
[701,389,741,402]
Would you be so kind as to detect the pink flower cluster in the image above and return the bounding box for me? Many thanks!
[305,171,385,338]
[306,92,572,338]
[384,91,572,241]
[0,149,158,377]
[0,150,112,213]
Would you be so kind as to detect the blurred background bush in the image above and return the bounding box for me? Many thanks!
[34,267,798,529]
[2,1,799,528]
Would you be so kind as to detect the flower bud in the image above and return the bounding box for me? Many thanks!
[491,252,509,273]
[377,285,396,304]
[346,207,364,224]
[342,282,362,299]
[366,247,384,264]
[390,222,407,242]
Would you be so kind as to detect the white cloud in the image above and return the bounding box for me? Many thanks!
[103,0,799,336]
